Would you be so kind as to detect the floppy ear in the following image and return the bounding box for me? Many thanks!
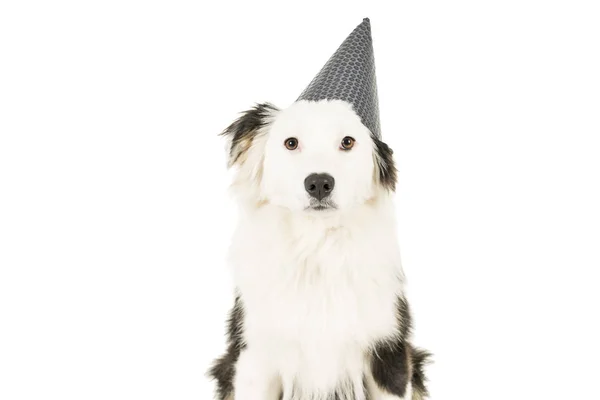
[372,137,397,191]
[221,103,279,168]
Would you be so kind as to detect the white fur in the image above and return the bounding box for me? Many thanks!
[227,100,406,399]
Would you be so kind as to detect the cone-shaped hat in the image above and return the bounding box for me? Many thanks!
[297,18,381,137]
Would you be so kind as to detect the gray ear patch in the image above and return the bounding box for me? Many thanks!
[220,103,279,167]
[373,138,397,191]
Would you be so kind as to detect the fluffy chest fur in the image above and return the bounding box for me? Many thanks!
[229,202,404,394]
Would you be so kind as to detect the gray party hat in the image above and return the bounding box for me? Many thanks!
[297,18,381,137]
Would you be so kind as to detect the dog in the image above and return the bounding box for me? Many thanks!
[208,99,430,400]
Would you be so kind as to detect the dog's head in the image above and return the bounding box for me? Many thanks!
[222,100,396,213]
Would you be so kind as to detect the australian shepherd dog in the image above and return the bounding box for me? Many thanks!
[208,99,431,400]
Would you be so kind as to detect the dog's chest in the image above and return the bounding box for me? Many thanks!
[231,215,401,390]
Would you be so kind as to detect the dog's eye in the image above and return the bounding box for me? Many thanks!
[340,136,355,150]
[284,137,299,150]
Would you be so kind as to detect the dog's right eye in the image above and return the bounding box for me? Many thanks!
[284,137,299,150]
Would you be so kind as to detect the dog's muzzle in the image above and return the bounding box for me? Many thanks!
[307,199,336,211]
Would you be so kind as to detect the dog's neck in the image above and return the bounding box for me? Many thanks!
[230,190,404,291]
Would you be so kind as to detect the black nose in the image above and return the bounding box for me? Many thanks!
[304,173,335,201]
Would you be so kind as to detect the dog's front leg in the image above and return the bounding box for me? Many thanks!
[234,348,281,400]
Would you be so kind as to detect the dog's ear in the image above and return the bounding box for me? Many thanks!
[221,103,279,168]
[373,137,397,191]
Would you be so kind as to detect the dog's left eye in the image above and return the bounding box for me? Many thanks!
[284,137,299,150]
[340,136,355,150]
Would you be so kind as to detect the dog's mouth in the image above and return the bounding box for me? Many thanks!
[306,198,337,211]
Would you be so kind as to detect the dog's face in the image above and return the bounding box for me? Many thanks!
[263,101,380,212]
[223,100,396,213]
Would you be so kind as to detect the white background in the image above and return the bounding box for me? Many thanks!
[1,1,599,399]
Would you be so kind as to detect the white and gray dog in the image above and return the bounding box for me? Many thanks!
[208,99,430,400]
